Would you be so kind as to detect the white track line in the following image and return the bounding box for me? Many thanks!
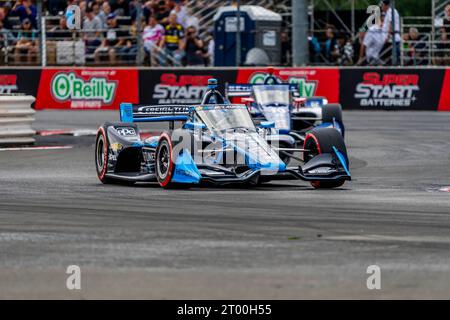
[0,146,73,151]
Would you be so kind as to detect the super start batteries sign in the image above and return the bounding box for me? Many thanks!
[35,69,138,110]
[340,69,446,110]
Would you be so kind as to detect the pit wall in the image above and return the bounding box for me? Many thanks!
[1,67,449,111]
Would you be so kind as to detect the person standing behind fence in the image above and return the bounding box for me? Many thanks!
[381,0,401,65]
[438,4,450,65]
[11,0,38,30]
[14,18,38,64]
[181,25,204,66]
[142,15,164,66]
[83,6,103,56]
[160,13,184,66]
[323,26,338,64]
[359,14,384,66]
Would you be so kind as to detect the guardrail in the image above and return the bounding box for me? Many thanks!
[0,95,36,146]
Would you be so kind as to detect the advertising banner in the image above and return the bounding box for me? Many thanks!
[139,69,238,105]
[235,68,340,103]
[438,69,450,112]
[35,68,139,110]
[340,68,445,110]
[0,69,41,96]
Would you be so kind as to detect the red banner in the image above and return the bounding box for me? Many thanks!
[438,69,450,112]
[35,68,138,110]
[235,68,340,103]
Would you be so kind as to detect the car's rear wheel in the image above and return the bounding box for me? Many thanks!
[303,128,348,189]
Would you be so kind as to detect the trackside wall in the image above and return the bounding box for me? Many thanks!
[1,67,449,111]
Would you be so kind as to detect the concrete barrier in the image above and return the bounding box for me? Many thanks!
[0,95,36,146]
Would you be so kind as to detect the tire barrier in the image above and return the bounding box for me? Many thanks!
[0,95,36,146]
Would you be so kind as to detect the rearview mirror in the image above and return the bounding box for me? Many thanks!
[184,122,207,130]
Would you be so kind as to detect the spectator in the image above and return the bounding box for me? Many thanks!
[408,27,427,65]
[323,26,338,63]
[0,4,14,30]
[110,0,130,17]
[185,8,199,30]
[181,25,204,66]
[14,18,38,64]
[48,13,72,39]
[0,19,15,64]
[98,1,112,29]
[11,0,38,29]
[308,31,320,64]
[359,16,384,65]
[119,19,137,63]
[160,12,184,66]
[142,14,164,65]
[83,6,102,55]
[154,0,171,25]
[94,13,129,64]
[437,4,450,65]
[381,0,401,65]
[337,35,354,66]
[171,0,188,28]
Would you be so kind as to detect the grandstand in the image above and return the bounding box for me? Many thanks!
[0,0,448,67]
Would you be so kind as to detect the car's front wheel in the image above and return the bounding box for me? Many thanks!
[303,128,348,189]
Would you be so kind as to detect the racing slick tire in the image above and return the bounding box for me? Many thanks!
[95,127,114,184]
[155,133,191,189]
[322,104,344,137]
[303,127,348,189]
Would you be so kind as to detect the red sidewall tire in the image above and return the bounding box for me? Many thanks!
[95,127,109,183]
[156,133,175,188]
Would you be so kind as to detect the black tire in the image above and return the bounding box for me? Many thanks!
[155,133,192,189]
[303,127,348,189]
[322,104,343,124]
[95,128,114,184]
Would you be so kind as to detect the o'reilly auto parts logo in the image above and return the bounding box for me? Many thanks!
[153,73,212,104]
[249,72,317,97]
[51,72,117,105]
[355,72,420,107]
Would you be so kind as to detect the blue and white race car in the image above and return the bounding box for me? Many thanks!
[95,79,350,189]
[226,71,345,149]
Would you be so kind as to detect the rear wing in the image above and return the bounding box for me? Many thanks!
[120,103,192,123]
[226,83,300,97]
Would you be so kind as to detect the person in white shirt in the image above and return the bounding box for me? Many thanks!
[142,15,164,66]
[381,0,401,65]
[171,0,188,28]
[359,14,385,65]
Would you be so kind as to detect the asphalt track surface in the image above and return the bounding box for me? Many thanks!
[0,110,450,299]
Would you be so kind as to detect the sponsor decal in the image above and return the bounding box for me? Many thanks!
[0,75,18,94]
[354,72,419,108]
[116,127,136,136]
[36,69,138,110]
[136,105,191,115]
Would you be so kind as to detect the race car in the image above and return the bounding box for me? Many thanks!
[226,69,345,147]
[95,79,351,189]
